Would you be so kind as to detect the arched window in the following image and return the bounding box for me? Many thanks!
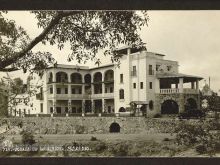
[119,89,124,99]
[119,107,126,112]
[109,122,120,133]
[48,72,53,83]
[149,100,154,110]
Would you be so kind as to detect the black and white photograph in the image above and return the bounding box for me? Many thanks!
[0,9,220,159]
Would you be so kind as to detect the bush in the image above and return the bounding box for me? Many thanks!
[163,138,170,142]
[75,125,85,134]
[20,130,36,145]
[90,136,97,141]
[110,142,129,156]
[196,144,207,154]
[174,121,220,156]
[153,113,162,118]
[94,142,107,153]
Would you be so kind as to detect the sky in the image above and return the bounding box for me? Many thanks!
[1,11,220,94]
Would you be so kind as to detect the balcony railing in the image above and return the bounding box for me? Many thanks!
[183,88,198,94]
[160,88,179,94]
[160,88,198,94]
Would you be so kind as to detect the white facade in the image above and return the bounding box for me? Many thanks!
[9,46,203,117]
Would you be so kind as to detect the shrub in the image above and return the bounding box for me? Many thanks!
[174,120,220,156]
[153,113,162,118]
[163,138,170,142]
[94,142,107,153]
[196,144,207,154]
[75,125,85,134]
[90,136,97,141]
[20,130,36,145]
[110,142,129,156]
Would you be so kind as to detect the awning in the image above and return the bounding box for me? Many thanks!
[156,72,203,83]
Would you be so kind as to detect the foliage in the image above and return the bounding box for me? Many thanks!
[110,142,129,156]
[75,125,85,134]
[20,129,36,145]
[93,142,107,153]
[90,136,97,141]
[153,113,162,118]
[175,120,220,156]
[0,11,148,72]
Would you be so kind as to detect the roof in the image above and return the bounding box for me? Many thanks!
[47,64,114,71]
[156,72,203,83]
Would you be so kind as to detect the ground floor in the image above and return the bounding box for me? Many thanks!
[47,99,115,114]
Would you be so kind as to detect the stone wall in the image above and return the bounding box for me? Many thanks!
[0,117,204,135]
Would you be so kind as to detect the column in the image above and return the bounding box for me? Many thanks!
[191,82,195,89]
[102,72,105,97]
[155,79,160,93]
[91,99,94,113]
[82,77,85,95]
[82,100,85,114]
[102,99,105,113]
[179,78,183,93]
[52,100,56,114]
[175,83,178,89]
[196,80,199,93]
[68,84,71,98]
[68,99,71,113]
[91,77,94,95]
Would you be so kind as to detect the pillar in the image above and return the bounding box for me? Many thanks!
[102,72,105,96]
[52,100,56,114]
[179,78,183,93]
[175,83,178,89]
[68,84,71,98]
[191,82,195,89]
[68,99,71,113]
[102,99,105,113]
[155,79,160,93]
[91,78,94,95]
[196,80,199,93]
[91,99,94,113]
[82,100,85,114]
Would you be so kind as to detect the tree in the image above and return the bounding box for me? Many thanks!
[0,11,149,73]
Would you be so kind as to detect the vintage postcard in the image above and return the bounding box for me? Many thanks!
[0,10,220,158]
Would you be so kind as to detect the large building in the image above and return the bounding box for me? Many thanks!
[9,46,203,117]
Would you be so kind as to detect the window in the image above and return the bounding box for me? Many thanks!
[40,103,43,113]
[56,107,61,113]
[140,82,143,89]
[105,88,108,93]
[57,88,61,94]
[133,83,136,89]
[167,65,172,71]
[72,88,76,94]
[72,107,76,113]
[65,107,68,113]
[120,74,123,83]
[149,100,154,110]
[132,66,137,76]
[149,65,153,75]
[156,65,160,71]
[110,87,113,93]
[119,89,124,99]
[50,107,53,113]
[149,82,152,89]
[78,88,82,94]
[65,88,68,94]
